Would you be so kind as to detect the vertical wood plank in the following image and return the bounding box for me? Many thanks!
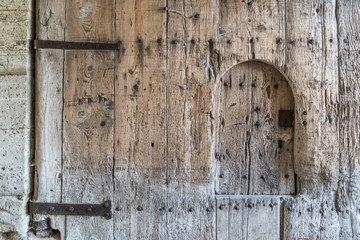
[219,0,286,73]
[114,0,167,239]
[62,50,114,239]
[217,197,282,240]
[217,62,252,195]
[250,61,295,195]
[65,0,115,42]
[34,0,66,237]
[216,198,229,240]
[285,0,324,192]
[242,197,281,239]
[337,0,360,239]
[62,0,116,239]
[165,0,219,238]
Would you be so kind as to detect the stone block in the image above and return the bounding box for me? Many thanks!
[0,0,32,11]
[0,196,30,238]
[0,51,31,76]
[0,75,29,100]
[0,11,33,53]
[0,99,30,129]
[0,129,32,196]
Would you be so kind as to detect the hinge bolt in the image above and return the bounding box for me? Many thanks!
[87,208,92,212]
[104,202,111,208]
[69,207,74,212]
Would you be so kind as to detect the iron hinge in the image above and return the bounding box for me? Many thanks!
[28,200,112,219]
[34,40,121,51]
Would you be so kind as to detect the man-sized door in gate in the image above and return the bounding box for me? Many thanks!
[216,61,296,239]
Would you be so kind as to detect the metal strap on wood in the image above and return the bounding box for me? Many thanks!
[34,40,121,50]
[28,200,112,219]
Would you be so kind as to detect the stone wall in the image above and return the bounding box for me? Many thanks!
[0,0,34,238]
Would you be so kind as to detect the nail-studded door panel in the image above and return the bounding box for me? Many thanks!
[216,196,285,240]
[217,61,295,195]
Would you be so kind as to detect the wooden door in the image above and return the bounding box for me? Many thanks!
[34,0,294,239]
[216,61,295,239]
[217,61,295,195]
[34,0,216,239]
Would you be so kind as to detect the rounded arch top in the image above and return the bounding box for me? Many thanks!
[216,59,296,195]
[217,59,296,98]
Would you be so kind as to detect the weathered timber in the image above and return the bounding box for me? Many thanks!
[33,0,360,239]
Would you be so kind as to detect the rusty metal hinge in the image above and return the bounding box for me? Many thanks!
[34,40,121,50]
[28,200,112,219]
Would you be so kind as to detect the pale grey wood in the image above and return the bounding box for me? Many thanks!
[284,0,324,193]
[114,0,168,239]
[337,0,360,239]
[165,0,218,239]
[61,1,116,239]
[217,196,282,240]
[62,50,114,240]
[34,0,66,238]
[218,0,286,74]
[217,61,295,196]
[216,198,229,240]
[249,61,295,195]
[217,62,252,195]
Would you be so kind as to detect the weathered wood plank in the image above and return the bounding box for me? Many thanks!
[217,61,295,196]
[285,0,324,188]
[250,61,295,195]
[219,0,286,73]
[61,1,116,239]
[217,62,252,195]
[34,0,66,237]
[165,0,219,238]
[114,0,167,239]
[62,50,114,240]
[217,196,282,240]
[337,0,360,239]
[65,0,115,42]
[216,198,229,240]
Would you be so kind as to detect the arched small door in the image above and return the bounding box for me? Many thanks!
[216,61,295,239]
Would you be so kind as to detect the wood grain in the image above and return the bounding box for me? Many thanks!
[217,61,295,195]
[34,0,66,237]
[32,0,359,239]
[114,0,167,239]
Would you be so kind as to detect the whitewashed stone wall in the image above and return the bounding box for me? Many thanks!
[0,0,34,239]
